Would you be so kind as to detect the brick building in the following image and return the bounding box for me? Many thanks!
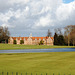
[8,36,54,45]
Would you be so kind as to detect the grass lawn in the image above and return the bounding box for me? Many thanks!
[0,44,75,50]
[0,52,75,75]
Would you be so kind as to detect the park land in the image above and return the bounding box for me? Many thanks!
[0,52,75,75]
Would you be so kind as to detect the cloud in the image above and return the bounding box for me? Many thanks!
[0,0,75,36]
[56,1,75,21]
[9,0,29,4]
[0,0,30,14]
[1,23,15,28]
[34,14,53,27]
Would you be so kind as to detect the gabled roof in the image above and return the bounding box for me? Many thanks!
[11,37,53,40]
[31,37,46,40]
[50,37,54,40]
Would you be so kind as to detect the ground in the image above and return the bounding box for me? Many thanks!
[0,44,75,50]
[0,52,75,75]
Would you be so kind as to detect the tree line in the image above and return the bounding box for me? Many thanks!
[54,25,75,46]
[0,26,10,43]
[0,25,75,46]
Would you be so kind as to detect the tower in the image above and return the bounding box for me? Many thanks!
[30,33,32,37]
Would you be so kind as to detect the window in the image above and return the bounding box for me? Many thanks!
[24,38,25,41]
[39,38,41,41]
[20,38,21,40]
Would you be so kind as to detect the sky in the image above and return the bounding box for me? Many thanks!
[63,0,74,3]
[0,0,75,37]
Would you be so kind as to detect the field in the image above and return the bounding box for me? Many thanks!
[0,52,75,75]
[0,44,75,50]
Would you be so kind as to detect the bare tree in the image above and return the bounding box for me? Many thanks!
[54,28,62,35]
[64,25,75,46]
[0,26,10,43]
[70,26,75,46]
[0,27,3,41]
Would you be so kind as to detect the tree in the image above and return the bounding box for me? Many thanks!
[0,26,10,43]
[39,40,44,45]
[64,25,75,46]
[54,33,58,45]
[54,28,62,35]
[64,25,73,46]
[0,27,3,42]
[58,35,65,45]
[70,26,75,46]
[20,40,24,44]
[13,40,17,44]
[47,29,52,37]
[54,31,65,45]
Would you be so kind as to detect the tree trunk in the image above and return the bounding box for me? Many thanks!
[5,40,6,43]
[68,34,70,46]
[68,40,69,46]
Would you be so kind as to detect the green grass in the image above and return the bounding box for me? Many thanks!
[0,52,75,75]
[0,44,75,50]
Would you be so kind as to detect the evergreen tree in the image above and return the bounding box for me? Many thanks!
[20,40,24,44]
[54,33,65,45]
[54,33,58,45]
[13,40,17,44]
[58,35,65,45]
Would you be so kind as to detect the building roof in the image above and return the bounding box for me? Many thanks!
[11,37,53,40]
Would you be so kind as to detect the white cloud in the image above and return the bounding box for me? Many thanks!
[39,7,50,14]
[1,23,15,28]
[0,0,75,36]
[56,1,75,21]
[9,0,30,5]
[35,14,53,27]
[14,9,21,18]
[0,10,13,22]
[25,6,29,12]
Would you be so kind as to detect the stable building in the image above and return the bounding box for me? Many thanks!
[8,36,54,45]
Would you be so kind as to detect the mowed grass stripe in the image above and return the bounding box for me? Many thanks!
[0,52,75,75]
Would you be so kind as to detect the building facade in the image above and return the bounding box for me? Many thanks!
[8,36,54,45]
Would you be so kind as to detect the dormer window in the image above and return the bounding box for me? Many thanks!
[35,38,37,40]
[24,38,25,41]
[16,38,18,41]
[43,38,45,41]
[39,38,41,41]
[20,38,21,40]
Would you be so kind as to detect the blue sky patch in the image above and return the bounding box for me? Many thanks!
[63,0,74,3]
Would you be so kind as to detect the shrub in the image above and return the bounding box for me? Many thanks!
[39,40,44,45]
[20,40,24,44]
[13,40,17,44]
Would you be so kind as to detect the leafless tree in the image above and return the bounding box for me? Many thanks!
[0,26,10,43]
[64,25,75,46]
[70,26,75,46]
